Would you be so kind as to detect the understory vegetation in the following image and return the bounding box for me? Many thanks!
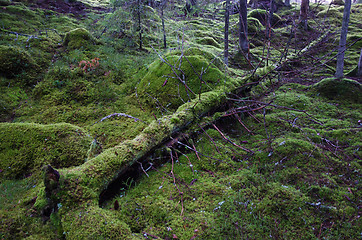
[0,0,361,239]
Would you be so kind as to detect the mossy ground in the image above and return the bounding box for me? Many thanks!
[0,1,361,239]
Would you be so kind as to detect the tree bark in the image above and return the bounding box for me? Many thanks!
[266,0,274,66]
[299,0,309,30]
[185,0,197,15]
[239,0,248,52]
[138,0,142,50]
[224,0,230,66]
[358,48,362,77]
[161,0,167,49]
[335,0,351,79]
[285,0,291,7]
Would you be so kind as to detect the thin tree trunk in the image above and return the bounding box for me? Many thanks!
[138,0,142,50]
[299,0,309,29]
[358,48,362,77]
[335,0,351,79]
[161,0,167,49]
[266,0,274,66]
[185,0,197,15]
[224,0,230,66]
[285,0,291,7]
[239,0,248,52]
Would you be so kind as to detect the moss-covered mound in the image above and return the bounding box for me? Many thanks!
[137,48,225,111]
[316,6,344,21]
[311,77,362,103]
[61,205,133,239]
[196,37,220,48]
[0,45,35,78]
[63,28,95,50]
[248,9,283,27]
[0,122,92,180]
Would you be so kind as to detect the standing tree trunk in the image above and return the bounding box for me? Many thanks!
[335,0,351,79]
[239,0,248,52]
[285,0,291,7]
[299,0,309,30]
[138,0,143,50]
[224,0,230,66]
[185,0,197,15]
[358,48,362,77]
[266,0,274,66]
[161,0,167,49]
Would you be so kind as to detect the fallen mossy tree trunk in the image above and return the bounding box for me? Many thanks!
[41,33,331,238]
[42,71,263,239]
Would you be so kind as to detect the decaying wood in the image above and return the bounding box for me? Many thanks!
[42,34,331,235]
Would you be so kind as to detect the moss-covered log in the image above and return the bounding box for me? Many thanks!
[41,34,330,238]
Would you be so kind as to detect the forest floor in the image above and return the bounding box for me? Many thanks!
[0,0,361,239]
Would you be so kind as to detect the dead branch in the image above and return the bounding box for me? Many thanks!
[212,123,254,153]
[93,113,145,125]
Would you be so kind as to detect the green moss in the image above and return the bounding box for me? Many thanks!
[63,28,96,50]
[0,122,92,180]
[0,0,10,6]
[87,118,148,149]
[137,48,226,111]
[214,171,315,239]
[196,37,220,48]
[248,17,264,33]
[316,7,344,20]
[311,77,361,103]
[0,82,28,121]
[61,205,133,239]
[0,45,36,78]
[0,178,61,239]
[331,0,345,6]
[1,2,361,239]
[247,9,283,27]
[33,187,48,211]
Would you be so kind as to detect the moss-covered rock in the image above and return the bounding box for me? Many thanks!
[230,17,263,36]
[311,77,362,103]
[137,48,225,110]
[196,37,220,48]
[63,28,95,50]
[248,9,283,27]
[316,7,344,20]
[0,0,10,6]
[248,17,264,32]
[331,0,345,5]
[0,45,35,78]
[0,122,92,180]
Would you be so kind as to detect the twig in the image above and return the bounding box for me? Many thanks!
[135,160,150,177]
[198,123,221,154]
[234,113,253,134]
[142,231,159,239]
[231,99,324,125]
[263,108,270,141]
[93,113,144,125]
[212,123,254,153]
[169,151,184,216]
[150,45,195,98]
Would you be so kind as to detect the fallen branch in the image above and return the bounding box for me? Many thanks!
[92,113,145,125]
[212,123,254,153]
